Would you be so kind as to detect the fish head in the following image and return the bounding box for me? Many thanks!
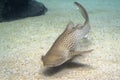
[41,53,67,67]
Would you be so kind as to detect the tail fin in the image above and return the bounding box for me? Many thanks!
[74,2,89,26]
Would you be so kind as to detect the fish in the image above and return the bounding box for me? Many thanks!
[41,2,93,67]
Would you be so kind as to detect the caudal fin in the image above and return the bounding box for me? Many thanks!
[74,2,89,26]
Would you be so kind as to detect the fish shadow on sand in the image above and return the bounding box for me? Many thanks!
[43,60,91,76]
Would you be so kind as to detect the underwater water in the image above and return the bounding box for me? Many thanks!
[0,0,120,80]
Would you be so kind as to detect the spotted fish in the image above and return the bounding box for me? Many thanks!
[41,2,93,67]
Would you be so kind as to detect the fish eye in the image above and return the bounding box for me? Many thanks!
[41,55,44,61]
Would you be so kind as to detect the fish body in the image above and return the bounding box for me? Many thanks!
[41,2,92,67]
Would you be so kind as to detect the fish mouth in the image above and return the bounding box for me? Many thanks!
[44,59,69,68]
[44,63,58,68]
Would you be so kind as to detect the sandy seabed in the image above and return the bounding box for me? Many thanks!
[0,0,120,80]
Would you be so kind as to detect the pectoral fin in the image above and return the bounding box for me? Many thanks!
[69,49,93,58]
